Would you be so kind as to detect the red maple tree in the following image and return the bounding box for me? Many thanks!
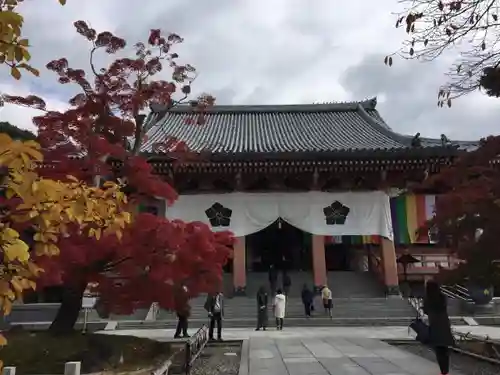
[4,22,234,334]
[420,136,500,288]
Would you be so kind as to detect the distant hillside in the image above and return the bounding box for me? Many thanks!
[0,122,37,141]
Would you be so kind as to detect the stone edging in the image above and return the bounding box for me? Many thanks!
[237,339,249,375]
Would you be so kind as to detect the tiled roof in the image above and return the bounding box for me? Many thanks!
[141,98,478,157]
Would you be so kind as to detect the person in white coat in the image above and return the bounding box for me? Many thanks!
[273,289,286,330]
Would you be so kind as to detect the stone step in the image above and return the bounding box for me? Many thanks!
[116,316,466,330]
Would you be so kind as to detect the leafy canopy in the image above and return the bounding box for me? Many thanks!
[0,133,130,350]
[0,0,66,80]
[3,22,233,326]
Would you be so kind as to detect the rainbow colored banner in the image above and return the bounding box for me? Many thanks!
[325,235,380,245]
[390,194,436,244]
[324,195,437,245]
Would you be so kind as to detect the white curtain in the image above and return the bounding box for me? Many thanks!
[165,191,393,240]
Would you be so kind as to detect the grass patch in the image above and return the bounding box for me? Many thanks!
[0,330,174,374]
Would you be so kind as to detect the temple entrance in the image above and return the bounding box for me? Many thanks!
[325,243,352,271]
[246,218,311,272]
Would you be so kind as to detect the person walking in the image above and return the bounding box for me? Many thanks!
[273,289,286,330]
[301,284,314,318]
[255,286,268,331]
[173,286,190,339]
[268,264,277,295]
[423,280,454,375]
[204,291,224,341]
[282,272,291,296]
[321,285,333,318]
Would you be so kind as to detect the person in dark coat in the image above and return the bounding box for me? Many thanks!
[301,284,314,318]
[255,286,268,331]
[423,280,454,375]
[268,265,277,295]
[174,287,190,339]
[282,272,291,296]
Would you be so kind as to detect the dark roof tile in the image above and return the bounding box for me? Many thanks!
[141,98,477,155]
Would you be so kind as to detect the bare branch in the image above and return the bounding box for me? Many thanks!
[386,0,500,104]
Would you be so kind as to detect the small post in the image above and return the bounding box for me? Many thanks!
[184,341,191,375]
[3,367,16,375]
[64,361,81,375]
[83,308,88,333]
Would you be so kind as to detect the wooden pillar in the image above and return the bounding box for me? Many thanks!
[381,237,400,296]
[312,234,327,292]
[233,236,246,295]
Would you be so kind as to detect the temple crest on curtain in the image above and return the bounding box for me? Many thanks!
[165,191,394,240]
[323,201,350,225]
[204,202,233,227]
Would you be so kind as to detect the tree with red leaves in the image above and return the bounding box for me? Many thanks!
[2,22,233,334]
[422,136,500,289]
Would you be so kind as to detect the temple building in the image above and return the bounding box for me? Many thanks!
[138,98,478,296]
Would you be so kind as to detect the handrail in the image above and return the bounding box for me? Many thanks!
[440,286,471,302]
[440,287,461,300]
[407,296,500,361]
[449,286,471,298]
[455,284,469,293]
[184,325,209,374]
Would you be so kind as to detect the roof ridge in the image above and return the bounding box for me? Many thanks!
[150,98,379,114]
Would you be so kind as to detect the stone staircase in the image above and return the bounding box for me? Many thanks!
[326,271,385,298]
[117,294,466,330]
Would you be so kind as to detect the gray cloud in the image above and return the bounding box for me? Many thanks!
[340,54,500,140]
[0,0,497,141]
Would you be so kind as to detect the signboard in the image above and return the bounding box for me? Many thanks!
[82,297,97,309]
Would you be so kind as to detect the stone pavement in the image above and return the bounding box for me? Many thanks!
[98,325,500,342]
[242,336,464,375]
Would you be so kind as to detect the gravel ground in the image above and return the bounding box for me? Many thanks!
[394,343,500,375]
[188,342,242,375]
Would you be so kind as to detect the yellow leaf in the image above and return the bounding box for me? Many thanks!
[10,66,21,80]
[3,299,12,315]
[0,334,7,346]
[3,240,30,262]
[1,227,20,240]
[59,0,67,4]
[18,39,29,47]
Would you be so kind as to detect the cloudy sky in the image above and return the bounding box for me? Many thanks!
[1,0,498,141]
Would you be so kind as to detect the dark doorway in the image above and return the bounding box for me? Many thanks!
[325,243,351,271]
[246,219,311,272]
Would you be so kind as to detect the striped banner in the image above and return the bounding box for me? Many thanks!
[390,194,436,245]
[324,194,436,245]
[324,235,380,245]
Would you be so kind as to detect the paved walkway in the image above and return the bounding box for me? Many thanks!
[241,336,464,375]
[98,325,500,342]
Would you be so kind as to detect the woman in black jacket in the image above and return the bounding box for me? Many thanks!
[256,286,268,331]
[423,280,454,375]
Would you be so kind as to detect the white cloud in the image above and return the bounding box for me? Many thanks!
[0,0,497,140]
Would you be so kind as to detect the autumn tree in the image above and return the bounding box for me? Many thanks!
[0,0,67,79]
[0,134,130,350]
[419,135,500,288]
[2,22,233,333]
[385,0,500,105]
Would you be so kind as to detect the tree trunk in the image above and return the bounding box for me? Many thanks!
[49,281,87,335]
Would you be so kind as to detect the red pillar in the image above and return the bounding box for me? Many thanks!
[233,236,246,295]
[381,237,400,296]
[312,234,327,291]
